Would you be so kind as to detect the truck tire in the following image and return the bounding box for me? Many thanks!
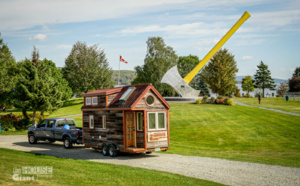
[108,144,117,157]
[102,143,109,156]
[63,137,73,149]
[28,134,37,144]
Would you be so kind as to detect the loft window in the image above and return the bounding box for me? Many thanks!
[92,97,98,105]
[146,95,155,105]
[120,87,136,101]
[86,97,91,105]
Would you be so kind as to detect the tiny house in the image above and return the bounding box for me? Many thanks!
[81,83,170,157]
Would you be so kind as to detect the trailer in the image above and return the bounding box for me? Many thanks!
[81,83,170,157]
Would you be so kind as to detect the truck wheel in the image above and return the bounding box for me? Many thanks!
[146,151,152,154]
[63,137,73,149]
[102,143,109,156]
[108,144,117,157]
[28,134,37,144]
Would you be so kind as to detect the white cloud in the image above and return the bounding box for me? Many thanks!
[28,34,47,41]
[240,56,253,61]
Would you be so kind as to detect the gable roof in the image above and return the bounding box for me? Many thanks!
[82,83,170,110]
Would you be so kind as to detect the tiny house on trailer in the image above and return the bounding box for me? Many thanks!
[81,83,170,157]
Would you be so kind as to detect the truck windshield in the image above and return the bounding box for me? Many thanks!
[56,120,76,128]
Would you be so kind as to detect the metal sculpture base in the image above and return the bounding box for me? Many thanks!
[163,97,198,103]
[161,66,200,97]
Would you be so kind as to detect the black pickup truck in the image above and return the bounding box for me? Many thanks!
[27,118,82,149]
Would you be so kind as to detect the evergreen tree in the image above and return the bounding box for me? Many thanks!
[62,41,113,94]
[292,67,300,77]
[0,33,17,106]
[254,61,276,97]
[201,48,238,96]
[14,48,62,125]
[132,37,178,96]
[241,76,254,94]
[178,55,200,89]
[198,77,210,96]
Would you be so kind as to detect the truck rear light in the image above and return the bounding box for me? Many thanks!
[76,132,79,138]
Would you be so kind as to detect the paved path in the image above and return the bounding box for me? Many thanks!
[0,135,299,186]
[234,101,300,116]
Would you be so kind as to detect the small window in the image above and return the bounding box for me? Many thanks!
[148,113,156,129]
[147,112,166,130]
[38,120,47,128]
[120,87,136,100]
[47,120,54,128]
[89,115,94,129]
[137,112,144,131]
[86,97,91,105]
[102,115,106,129]
[146,95,155,105]
[92,97,98,105]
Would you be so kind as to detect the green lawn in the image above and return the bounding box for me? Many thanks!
[0,148,221,186]
[167,102,300,167]
[234,97,300,114]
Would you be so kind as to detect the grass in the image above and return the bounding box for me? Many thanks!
[166,102,300,167]
[234,97,300,114]
[0,148,222,186]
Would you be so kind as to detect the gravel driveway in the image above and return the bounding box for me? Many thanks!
[0,135,299,186]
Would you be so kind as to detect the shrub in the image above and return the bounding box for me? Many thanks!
[17,113,47,125]
[223,98,229,105]
[195,99,202,104]
[202,96,209,103]
[227,99,235,106]
[210,97,215,104]
[217,96,223,100]
[0,113,19,131]
[216,99,224,104]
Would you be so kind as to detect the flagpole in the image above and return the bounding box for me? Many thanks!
[118,55,120,86]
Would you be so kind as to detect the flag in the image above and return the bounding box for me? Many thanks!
[120,55,128,64]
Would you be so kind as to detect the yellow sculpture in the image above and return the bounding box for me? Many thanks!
[184,11,251,84]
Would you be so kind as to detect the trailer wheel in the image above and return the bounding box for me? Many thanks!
[146,151,152,154]
[102,143,109,156]
[108,144,117,157]
[63,137,73,149]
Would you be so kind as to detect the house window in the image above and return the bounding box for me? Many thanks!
[102,115,106,129]
[137,112,144,131]
[89,115,94,129]
[146,95,155,105]
[92,97,98,105]
[86,97,91,105]
[148,112,166,130]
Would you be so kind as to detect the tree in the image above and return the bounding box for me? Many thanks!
[132,37,178,96]
[178,55,200,89]
[277,82,288,96]
[201,48,238,96]
[0,33,17,106]
[293,67,300,77]
[14,47,62,125]
[62,41,113,94]
[241,76,254,94]
[254,61,276,97]
[288,77,300,92]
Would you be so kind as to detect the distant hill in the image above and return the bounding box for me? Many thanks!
[112,70,136,85]
[235,76,287,84]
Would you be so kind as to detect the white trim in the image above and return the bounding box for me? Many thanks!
[89,115,94,129]
[147,112,166,131]
[92,97,98,105]
[86,97,91,105]
[136,112,143,131]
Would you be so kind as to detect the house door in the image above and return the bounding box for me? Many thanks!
[125,112,135,147]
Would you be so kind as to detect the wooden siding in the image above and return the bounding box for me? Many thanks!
[135,90,167,110]
[136,132,144,148]
[98,96,106,107]
[83,110,124,149]
[108,93,118,105]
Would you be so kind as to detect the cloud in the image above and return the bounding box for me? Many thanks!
[240,56,253,61]
[56,44,72,50]
[28,34,47,41]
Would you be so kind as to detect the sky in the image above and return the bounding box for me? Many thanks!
[1,0,299,80]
